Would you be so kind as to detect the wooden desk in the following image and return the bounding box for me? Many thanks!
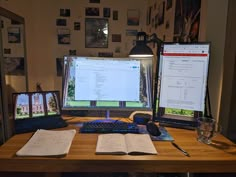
[0,117,236,175]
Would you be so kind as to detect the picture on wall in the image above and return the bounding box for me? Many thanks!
[85,7,99,16]
[57,28,70,44]
[85,18,108,48]
[8,27,21,43]
[60,9,70,17]
[56,19,67,26]
[127,9,140,26]
[4,57,25,75]
[174,0,201,42]
[103,8,110,18]
[112,34,121,42]
[74,22,80,30]
[56,58,63,77]
[113,10,118,20]
[157,2,165,26]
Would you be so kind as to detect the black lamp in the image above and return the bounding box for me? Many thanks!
[129,31,163,121]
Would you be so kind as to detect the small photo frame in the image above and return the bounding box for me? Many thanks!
[56,58,63,77]
[98,52,113,57]
[4,57,25,75]
[166,0,173,10]
[69,49,77,55]
[113,10,118,20]
[85,7,99,16]
[8,27,21,43]
[126,29,138,36]
[57,28,70,44]
[74,22,80,30]
[56,19,67,26]
[112,34,121,42]
[4,48,11,54]
[89,0,100,3]
[60,8,70,17]
[103,8,110,18]
[127,9,140,26]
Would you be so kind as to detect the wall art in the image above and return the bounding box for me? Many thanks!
[85,18,108,48]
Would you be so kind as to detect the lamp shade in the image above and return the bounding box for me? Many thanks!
[129,31,154,57]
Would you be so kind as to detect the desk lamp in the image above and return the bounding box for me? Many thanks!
[129,31,163,122]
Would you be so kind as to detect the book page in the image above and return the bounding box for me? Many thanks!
[16,129,76,157]
[125,134,157,155]
[95,134,127,155]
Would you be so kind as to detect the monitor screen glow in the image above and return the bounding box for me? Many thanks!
[62,56,153,113]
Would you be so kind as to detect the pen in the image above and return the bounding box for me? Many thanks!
[171,141,190,157]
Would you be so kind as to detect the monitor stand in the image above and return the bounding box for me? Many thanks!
[91,110,122,123]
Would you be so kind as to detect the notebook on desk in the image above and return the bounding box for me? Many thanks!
[13,91,68,134]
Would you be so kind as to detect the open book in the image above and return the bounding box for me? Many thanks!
[96,133,157,155]
[16,129,76,157]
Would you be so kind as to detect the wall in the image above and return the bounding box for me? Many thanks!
[0,0,147,92]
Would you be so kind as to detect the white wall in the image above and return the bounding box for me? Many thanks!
[0,0,147,92]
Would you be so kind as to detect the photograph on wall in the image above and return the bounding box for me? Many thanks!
[89,0,100,3]
[56,19,67,26]
[126,29,137,36]
[56,58,63,77]
[166,0,173,10]
[60,9,70,17]
[157,2,165,26]
[127,9,140,26]
[74,22,80,30]
[113,10,118,20]
[85,7,99,16]
[4,48,11,54]
[112,34,121,42]
[173,0,201,42]
[85,18,108,48]
[57,28,70,44]
[4,57,25,75]
[103,8,110,18]
[69,49,76,55]
[8,27,21,43]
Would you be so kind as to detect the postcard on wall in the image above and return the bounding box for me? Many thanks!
[127,9,140,26]
[4,57,25,75]
[57,28,70,44]
[8,27,21,43]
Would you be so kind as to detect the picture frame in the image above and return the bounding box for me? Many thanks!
[8,27,21,43]
[127,9,140,26]
[112,34,121,42]
[57,28,70,44]
[85,7,99,16]
[4,57,25,75]
[56,19,67,26]
[74,22,80,30]
[103,8,111,18]
[113,10,118,20]
[126,29,138,36]
[60,9,70,17]
[85,18,108,48]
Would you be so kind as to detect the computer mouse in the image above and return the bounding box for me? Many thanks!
[146,121,161,136]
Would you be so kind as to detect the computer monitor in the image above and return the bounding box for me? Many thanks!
[154,42,210,128]
[62,56,153,120]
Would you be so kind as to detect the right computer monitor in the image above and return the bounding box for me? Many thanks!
[154,42,210,129]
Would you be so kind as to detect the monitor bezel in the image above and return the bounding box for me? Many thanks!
[61,56,153,113]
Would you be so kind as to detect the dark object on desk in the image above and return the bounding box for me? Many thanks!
[146,121,161,136]
[12,91,68,134]
[133,113,151,125]
[14,116,68,134]
[80,121,139,133]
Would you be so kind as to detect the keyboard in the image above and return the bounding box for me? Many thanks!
[80,121,140,133]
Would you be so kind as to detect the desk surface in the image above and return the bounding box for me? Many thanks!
[1,117,236,173]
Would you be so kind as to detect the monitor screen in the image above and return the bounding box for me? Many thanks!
[154,42,210,127]
[62,56,153,115]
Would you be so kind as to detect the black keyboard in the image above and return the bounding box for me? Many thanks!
[80,121,139,133]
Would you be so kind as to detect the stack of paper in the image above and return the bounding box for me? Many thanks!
[16,129,76,157]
